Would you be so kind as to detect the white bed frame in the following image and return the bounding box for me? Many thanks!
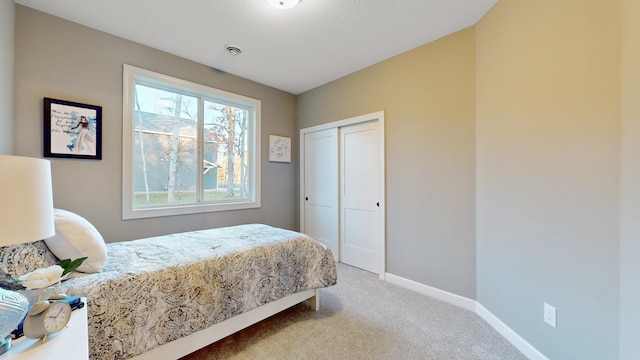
[131,289,319,360]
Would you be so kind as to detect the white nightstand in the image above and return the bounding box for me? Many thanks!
[4,297,88,360]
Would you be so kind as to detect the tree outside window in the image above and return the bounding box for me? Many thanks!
[122,65,260,219]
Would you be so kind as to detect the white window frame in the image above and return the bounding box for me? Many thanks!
[122,64,261,220]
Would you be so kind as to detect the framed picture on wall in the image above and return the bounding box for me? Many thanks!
[268,135,291,163]
[43,97,102,160]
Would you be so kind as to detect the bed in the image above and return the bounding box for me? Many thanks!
[1,222,337,360]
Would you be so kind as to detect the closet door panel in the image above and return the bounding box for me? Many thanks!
[340,121,380,273]
[303,128,339,260]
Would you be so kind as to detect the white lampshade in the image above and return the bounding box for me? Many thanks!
[0,155,55,246]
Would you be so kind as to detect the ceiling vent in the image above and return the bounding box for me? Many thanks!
[225,45,242,56]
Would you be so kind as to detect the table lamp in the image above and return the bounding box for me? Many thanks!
[0,155,55,355]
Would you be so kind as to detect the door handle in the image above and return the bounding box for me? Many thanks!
[376,202,379,207]
[306,197,309,201]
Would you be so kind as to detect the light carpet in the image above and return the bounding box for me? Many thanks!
[181,263,527,360]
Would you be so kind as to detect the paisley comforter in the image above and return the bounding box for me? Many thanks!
[60,224,337,360]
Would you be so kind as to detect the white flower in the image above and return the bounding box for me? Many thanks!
[18,265,64,289]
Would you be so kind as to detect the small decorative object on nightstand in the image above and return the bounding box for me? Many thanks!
[6,297,88,359]
[0,290,29,354]
[23,288,72,343]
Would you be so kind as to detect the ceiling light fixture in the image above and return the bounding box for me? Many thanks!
[225,44,242,56]
[266,0,300,10]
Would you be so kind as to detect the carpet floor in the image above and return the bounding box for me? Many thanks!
[181,263,527,360]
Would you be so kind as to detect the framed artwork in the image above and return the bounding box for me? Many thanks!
[268,135,291,163]
[43,97,102,160]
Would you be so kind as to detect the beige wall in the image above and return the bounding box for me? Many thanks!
[13,6,298,242]
[476,0,620,358]
[619,0,640,358]
[0,1,14,154]
[299,28,477,298]
[301,0,628,358]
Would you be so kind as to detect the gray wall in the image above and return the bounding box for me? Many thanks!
[298,28,477,299]
[0,1,14,154]
[13,6,298,242]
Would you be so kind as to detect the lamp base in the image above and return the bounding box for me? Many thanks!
[0,335,12,355]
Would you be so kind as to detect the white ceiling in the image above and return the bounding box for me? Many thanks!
[14,0,497,95]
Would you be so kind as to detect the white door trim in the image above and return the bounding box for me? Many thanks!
[300,110,386,279]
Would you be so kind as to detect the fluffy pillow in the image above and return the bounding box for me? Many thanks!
[0,240,58,280]
[44,209,108,273]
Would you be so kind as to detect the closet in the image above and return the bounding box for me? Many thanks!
[299,111,385,277]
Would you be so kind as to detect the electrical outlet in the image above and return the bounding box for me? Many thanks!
[544,302,557,328]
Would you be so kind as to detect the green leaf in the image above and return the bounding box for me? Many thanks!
[58,257,88,276]
[58,259,72,269]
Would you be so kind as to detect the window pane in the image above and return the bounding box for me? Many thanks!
[133,84,198,207]
[203,100,250,202]
[122,64,261,219]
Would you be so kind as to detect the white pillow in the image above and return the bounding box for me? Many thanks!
[44,209,108,273]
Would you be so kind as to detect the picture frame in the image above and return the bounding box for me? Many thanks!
[44,97,102,160]
[268,135,291,163]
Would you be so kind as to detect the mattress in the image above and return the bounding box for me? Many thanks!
[60,224,337,359]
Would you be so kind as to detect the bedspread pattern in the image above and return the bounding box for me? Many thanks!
[60,224,337,359]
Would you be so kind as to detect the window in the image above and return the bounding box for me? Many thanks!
[122,65,261,219]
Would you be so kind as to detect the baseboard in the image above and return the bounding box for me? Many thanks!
[385,272,476,311]
[475,303,549,360]
[385,272,548,360]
